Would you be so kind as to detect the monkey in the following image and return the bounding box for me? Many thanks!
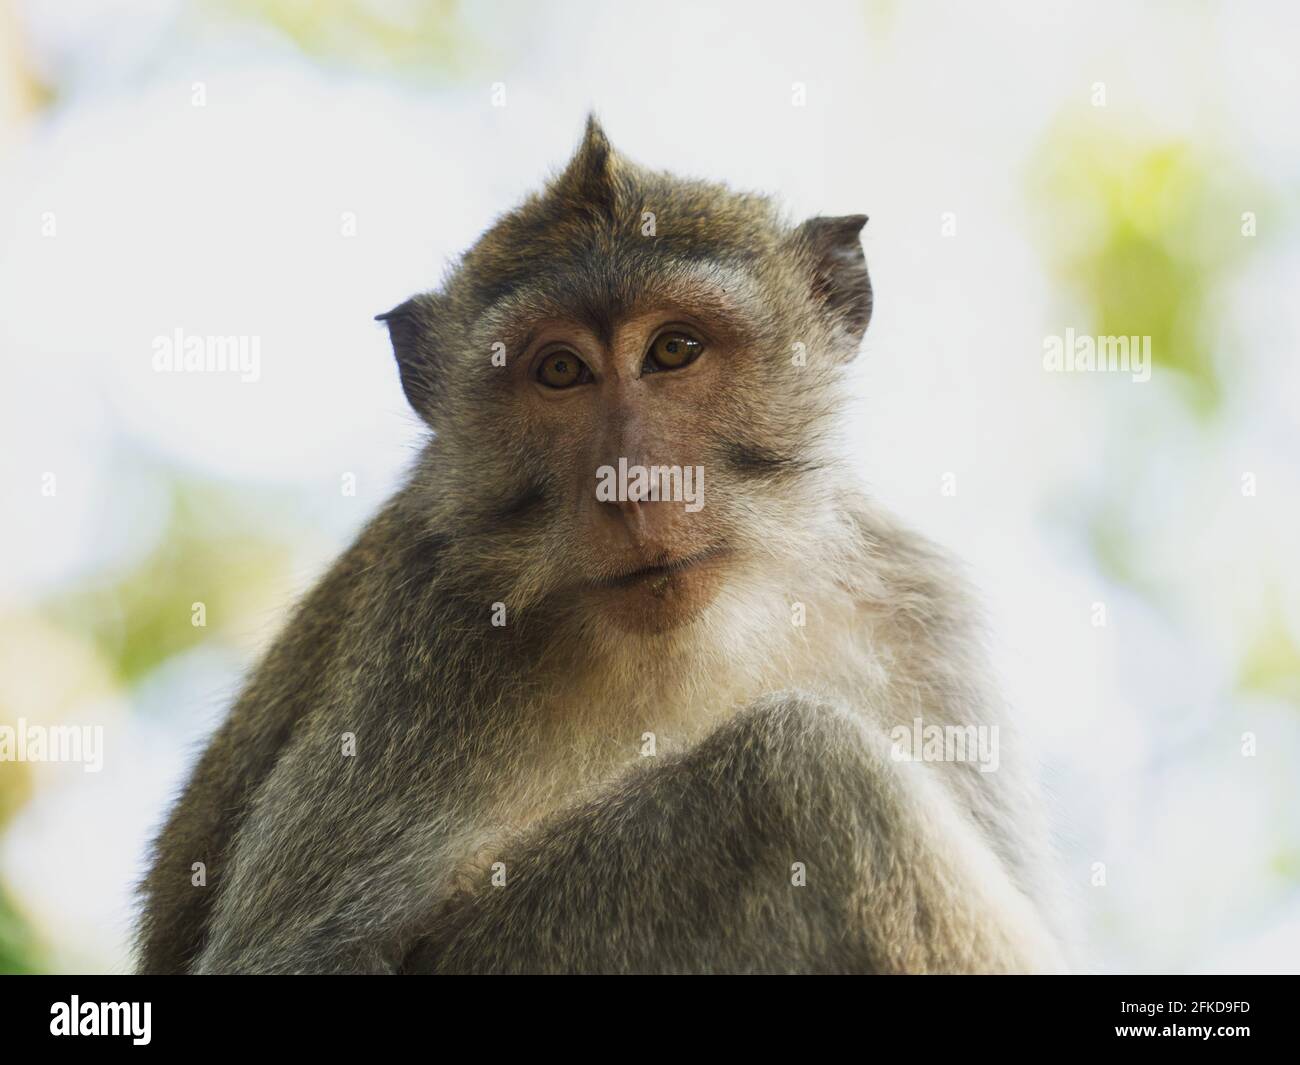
[136,116,1066,974]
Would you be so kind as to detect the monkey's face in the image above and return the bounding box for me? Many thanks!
[381,119,871,638]
[503,300,754,635]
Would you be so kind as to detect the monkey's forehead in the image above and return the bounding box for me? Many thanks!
[467,255,772,350]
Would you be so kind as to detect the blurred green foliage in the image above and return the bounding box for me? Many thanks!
[0,761,35,969]
[1238,602,1300,704]
[0,467,300,973]
[1029,112,1300,948]
[0,885,43,975]
[1030,115,1260,418]
[40,477,294,688]
[217,0,477,77]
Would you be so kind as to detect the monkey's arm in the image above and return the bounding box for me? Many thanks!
[403,693,1063,974]
[136,534,372,974]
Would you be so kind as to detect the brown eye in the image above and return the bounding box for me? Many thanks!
[537,349,589,389]
[647,331,703,372]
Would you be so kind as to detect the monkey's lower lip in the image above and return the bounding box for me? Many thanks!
[598,546,730,589]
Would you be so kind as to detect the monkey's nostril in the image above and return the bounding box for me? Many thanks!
[617,498,647,540]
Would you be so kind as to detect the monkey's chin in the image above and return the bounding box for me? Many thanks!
[588,556,728,635]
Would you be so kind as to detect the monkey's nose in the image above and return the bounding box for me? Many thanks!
[614,498,648,542]
[604,496,683,550]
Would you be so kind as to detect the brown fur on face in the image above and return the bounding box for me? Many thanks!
[380,116,872,635]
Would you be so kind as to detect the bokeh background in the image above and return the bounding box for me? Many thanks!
[2,0,1298,973]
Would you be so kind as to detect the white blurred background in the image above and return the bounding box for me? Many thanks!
[1,0,1297,973]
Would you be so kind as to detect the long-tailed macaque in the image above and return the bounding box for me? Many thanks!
[137,117,1065,974]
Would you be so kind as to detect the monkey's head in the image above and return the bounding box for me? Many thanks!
[380,117,871,641]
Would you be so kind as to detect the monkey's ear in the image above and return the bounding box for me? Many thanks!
[375,297,438,421]
[796,214,872,355]
[552,113,618,220]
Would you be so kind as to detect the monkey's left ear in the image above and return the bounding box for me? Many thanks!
[376,296,439,423]
[795,214,872,356]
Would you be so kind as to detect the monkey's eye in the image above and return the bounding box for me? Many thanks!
[536,349,591,389]
[645,331,704,373]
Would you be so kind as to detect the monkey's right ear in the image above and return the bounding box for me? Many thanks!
[795,214,873,356]
[375,297,439,420]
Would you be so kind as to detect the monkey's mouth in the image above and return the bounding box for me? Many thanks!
[596,545,731,589]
